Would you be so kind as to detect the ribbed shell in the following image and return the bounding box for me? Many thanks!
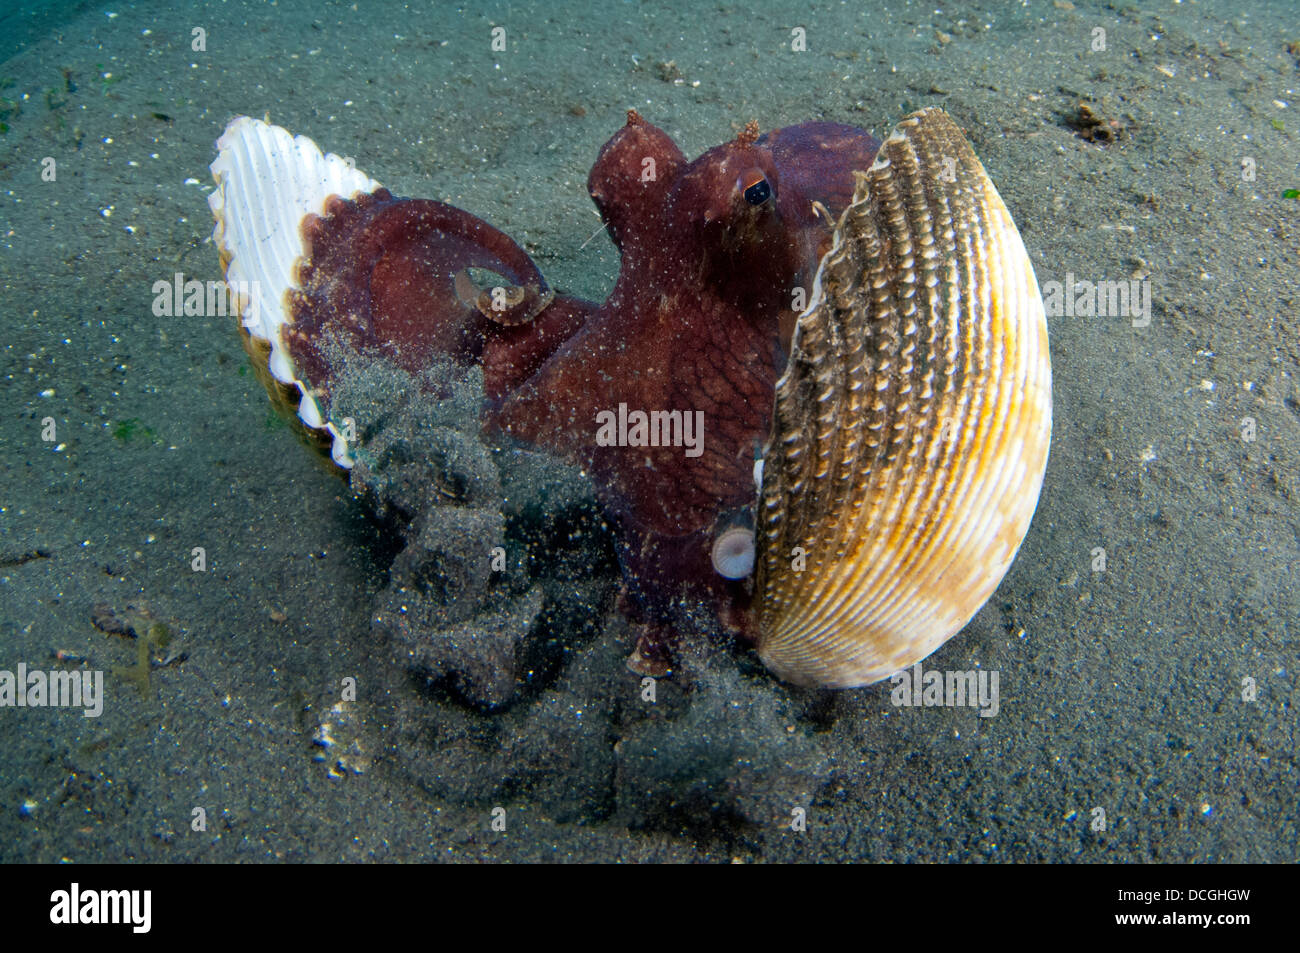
[209,116,380,468]
[755,108,1052,688]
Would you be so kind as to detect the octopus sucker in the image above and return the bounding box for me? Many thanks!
[755,108,1051,688]
[208,106,1048,694]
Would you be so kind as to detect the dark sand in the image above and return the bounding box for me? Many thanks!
[1,0,1296,862]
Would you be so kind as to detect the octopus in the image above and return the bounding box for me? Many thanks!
[209,106,1051,690]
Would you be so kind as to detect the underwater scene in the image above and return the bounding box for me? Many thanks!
[0,0,1297,863]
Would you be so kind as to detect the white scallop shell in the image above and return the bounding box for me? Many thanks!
[208,116,380,468]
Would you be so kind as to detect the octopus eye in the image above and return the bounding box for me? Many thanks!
[740,170,772,207]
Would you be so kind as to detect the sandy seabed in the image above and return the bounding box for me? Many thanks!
[0,0,1296,862]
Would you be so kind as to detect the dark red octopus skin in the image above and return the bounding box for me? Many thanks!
[286,111,880,669]
[289,189,596,401]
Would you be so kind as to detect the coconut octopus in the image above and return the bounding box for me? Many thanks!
[208,106,1051,690]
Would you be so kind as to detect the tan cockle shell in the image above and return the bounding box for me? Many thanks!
[754,108,1052,688]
